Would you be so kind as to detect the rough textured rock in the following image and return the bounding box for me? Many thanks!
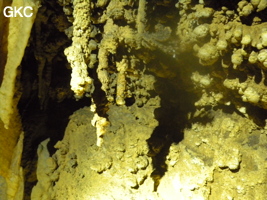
[158,110,267,199]
[33,99,161,199]
[0,1,40,199]
[1,0,267,199]
[0,0,40,128]
[6,133,24,200]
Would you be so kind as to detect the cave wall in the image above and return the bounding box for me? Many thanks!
[0,0,40,199]
[30,0,267,199]
[1,0,267,199]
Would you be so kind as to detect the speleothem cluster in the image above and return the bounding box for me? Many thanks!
[61,1,178,100]
[176,0,267,118]
[1,0,267,199]
[60,0,267,120]
[59,0,178,146]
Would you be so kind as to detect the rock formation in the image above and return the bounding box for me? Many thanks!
[1,0,267,199]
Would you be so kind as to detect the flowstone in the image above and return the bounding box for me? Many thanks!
[158,110,267,200]
[32,96,162,199]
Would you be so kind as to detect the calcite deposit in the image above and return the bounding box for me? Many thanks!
[1,0,267,199]
[0,0,40,199]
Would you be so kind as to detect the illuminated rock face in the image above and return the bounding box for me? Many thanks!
[32,102,161,199]
[0,0,40,199]
[2,0,267,199]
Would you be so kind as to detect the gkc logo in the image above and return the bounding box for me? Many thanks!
[3,6,33,17]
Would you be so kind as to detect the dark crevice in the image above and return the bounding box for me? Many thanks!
[146,0,179,32]
[19,94,91,199]
[147,78,198,191]
[18,44,91,199]
[146,54,201,191]
[125,96,135,106]
[204,0,241,10]
[17,1,89,199]
[243,103,267,127]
